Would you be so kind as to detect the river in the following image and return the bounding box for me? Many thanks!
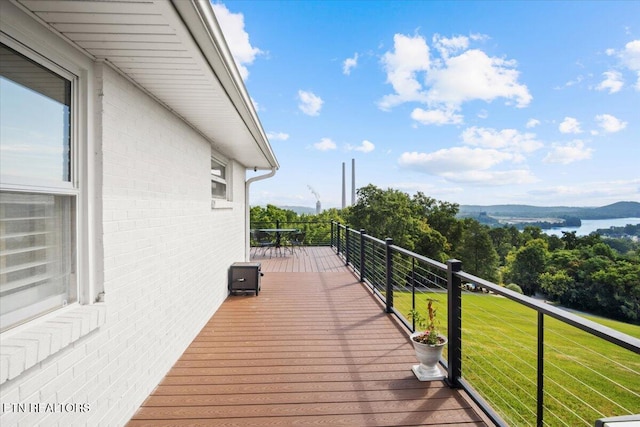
[544,217,640,237]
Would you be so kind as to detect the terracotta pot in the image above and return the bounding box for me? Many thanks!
[410,331,447,381]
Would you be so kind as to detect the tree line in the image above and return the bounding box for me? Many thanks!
[251,184,640,324]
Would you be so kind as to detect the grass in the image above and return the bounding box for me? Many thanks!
[395,290,640,427]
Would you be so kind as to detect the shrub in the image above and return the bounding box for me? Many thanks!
[505,283,524,294]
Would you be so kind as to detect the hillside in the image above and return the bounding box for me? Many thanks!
[458,201,640,220]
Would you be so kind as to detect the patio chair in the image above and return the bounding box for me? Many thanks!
[290,231,307,255]
[253,230,275,257]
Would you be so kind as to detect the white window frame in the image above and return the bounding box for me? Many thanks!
[211,151,233,209]
[0,9,105,385]
[1,37,80,331]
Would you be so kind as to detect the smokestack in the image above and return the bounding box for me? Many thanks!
[342,162,346,209]
[308,185,321,213]
[351,158,355,205]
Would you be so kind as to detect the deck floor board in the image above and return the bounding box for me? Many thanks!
[126,247,489,426]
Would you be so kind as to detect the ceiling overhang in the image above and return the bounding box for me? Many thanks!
[14,0,279,170]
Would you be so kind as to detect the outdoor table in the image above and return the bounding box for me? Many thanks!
[258,228,298,255]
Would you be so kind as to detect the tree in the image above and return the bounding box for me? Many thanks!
[348,185,427,251]
[412,192,462,252]
[346,185,456,261]
[504,238,549,296]
[457,219,499,282]
[414,221,449,262]
[250,204,297,226]
[489,226,522,264]
[561,231,579,250]
[299,208,346,245]
[589,261,640,321]
[540,270,573,302]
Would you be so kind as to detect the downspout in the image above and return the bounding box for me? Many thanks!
[245,168,277,260]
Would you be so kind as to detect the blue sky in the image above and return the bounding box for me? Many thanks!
[213,1,639,209]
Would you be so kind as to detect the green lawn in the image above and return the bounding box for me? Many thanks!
[394,291,640,427]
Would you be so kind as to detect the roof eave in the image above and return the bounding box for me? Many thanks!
[170,0,279,170]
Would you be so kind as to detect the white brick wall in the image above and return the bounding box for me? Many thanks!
[0,64,247,426]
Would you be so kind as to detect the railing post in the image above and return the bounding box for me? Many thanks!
[447,259,463,388]
[385,238,394,313]
[411,258,416,330]
[337,223,341,255]
[359,229,365,282]
[537,312,544,427]
[331,221,334,249]
[345,228,350,267]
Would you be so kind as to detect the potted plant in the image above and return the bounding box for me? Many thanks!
[408,298,447,381]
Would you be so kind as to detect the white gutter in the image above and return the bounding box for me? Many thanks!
[245,168,277,260]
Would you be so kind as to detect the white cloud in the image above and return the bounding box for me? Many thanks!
[461,126,543,153]
[443,169,537,185]
[398,124,545,185]
[266,131,290,141]
[398,147,537,184]
[411,107,463,125]
[298,90,323,116]
[432,34,469,58]
[470,33,490,42]
[393,181,464,197]
[595,114,627,133]
[379,32,531,125]
[528,179,640,204]
[425,49,532,108]
[347,140,375,153]
[343,53,359,75]
[620,40,640,89]
[212,3,262,80]
[559,117,582,134]
[596,71,624,93]
[398,147,515,174]
[620,40,640,70]
[378,34,431,110]
[250,97,261,111]
[607,39,640,90]
[543,140,593,164]
[561,75,584,88]
[526,118,541,128]
[313,137,336,151]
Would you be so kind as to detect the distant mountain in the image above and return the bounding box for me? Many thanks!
[278,205,317,215]
[586,202,640,218]
[458,201,640,219]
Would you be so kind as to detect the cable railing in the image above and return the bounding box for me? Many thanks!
[250,220,333,246]
[331,221,640,427]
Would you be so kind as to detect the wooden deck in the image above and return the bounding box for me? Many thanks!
[127,247,490,426]
[249,245,350,273]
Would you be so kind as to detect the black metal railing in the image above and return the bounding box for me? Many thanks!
[250,221,332,246]
[331,221,640,427]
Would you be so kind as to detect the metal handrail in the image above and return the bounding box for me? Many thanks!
[330,221,640,427]
[250,220,333,246]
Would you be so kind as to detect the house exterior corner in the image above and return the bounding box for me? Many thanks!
[0,1,276,425]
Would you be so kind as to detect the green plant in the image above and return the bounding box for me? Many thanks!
[409,298,445,345]
[505,283,524,294]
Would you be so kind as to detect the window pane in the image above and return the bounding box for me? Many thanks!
[211,181,226,199]
[0,43,71,183]
[0,192,76,331]
[211,158,227,199]
[211,159,225,179]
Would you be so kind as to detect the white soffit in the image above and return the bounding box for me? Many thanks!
[15,0,278,170]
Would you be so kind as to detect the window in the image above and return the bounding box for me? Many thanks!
[0,41,78,331]
[211,156,228,200]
